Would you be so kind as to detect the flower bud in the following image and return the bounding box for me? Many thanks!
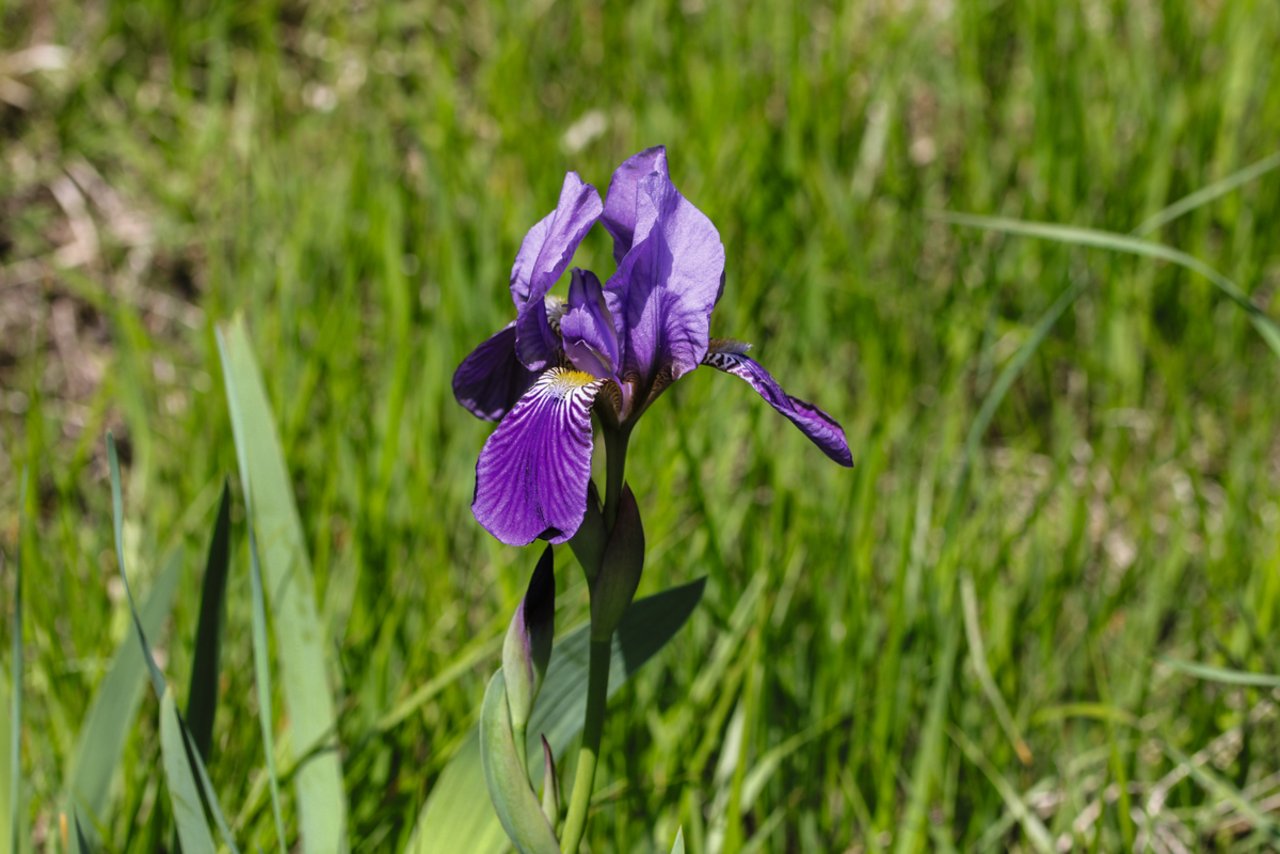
[568,481,606,585]
[503,546,555,734]
[590,483,645,642]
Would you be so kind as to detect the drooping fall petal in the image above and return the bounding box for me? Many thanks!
[452,323,540,421]
[703,341,854,467]
[473,368,605,545]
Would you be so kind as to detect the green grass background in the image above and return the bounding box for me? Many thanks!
[4,0,1280,850]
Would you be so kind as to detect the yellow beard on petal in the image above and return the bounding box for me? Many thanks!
[543,368,600,398]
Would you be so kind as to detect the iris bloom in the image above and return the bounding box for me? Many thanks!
[453,147,852,546]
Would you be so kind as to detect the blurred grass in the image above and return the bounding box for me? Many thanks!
[3,0,1280,850]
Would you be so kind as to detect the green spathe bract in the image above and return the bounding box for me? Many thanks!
[502,546,556,740]
[588,484,645,643]
[479,671,559,854]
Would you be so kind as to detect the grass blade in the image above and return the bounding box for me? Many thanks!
[960,573,1031,765]
[1134,151,1280,236]
[186,481,232,761]
[947,277,1086,530]
[408,577,707,854]
[932,213,1280,361]
[1159,658,1280,689]
[216,318,347,850]
[948,724,1053,854]
[2,473,25,854]
[106,433,167,699]
[895,621,959,854]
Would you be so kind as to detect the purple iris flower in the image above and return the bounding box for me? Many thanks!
[453,147,853,546]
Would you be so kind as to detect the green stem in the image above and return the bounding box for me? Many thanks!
[602,425,632,530]
[559,422,632,852]
[559,638,611,854]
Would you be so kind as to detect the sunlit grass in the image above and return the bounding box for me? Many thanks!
[3,0,1280,850]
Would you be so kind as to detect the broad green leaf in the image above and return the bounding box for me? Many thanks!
[160,687,218,854]
[248,518,288,848]
[217,318,347,850]
[63,551,182,825]
[104,435,241,853]
[478,673,558,853]
[185,482,232,761]
[408,576,707,854]
[671,827,685,854]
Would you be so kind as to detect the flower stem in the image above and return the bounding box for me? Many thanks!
[602,424,631,530]
[559,422,632,852]
[559,638,610,854]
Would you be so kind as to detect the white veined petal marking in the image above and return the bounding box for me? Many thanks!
[703,339,754,373]
[538,367,603,403]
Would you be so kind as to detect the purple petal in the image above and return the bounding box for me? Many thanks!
[561,269,620,380]
[605,168,726,389]
[703,342,853,467]
[473,368,605,545]
[601,146,668,263]
[452,323,539,421]
[511,173,603,370]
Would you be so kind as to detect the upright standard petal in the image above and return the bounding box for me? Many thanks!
[452,323,540,421]
[510,173,603,371]
[561,269,620,381]
[601,146,668,263]
[605,169,726,396]
[703,341,854,467]
[473,368,605,545]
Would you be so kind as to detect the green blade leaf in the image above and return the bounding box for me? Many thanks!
[102,434,240,853]
[478,673,559,854]
[408,576,707,854]
[216,318,347,850]
[160,687,218,854]
[248,518,288,849]
[185,481,232,762]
